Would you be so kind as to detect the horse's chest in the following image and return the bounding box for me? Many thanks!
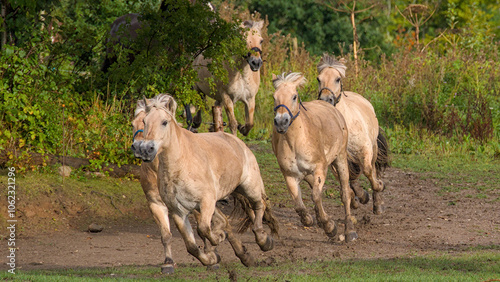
[227,77,258,100]
[278,151,315,177]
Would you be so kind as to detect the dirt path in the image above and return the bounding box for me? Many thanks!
[4,167,500,271]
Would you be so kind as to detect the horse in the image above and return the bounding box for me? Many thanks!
[191,20,264,136]
[131,96,265,272]
[132,94,277,267]
[271,72,359,242]
[316,54,390,215]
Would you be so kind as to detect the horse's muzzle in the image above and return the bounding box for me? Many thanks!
[131,140,158,162]
[274,113,290,134]
[247,57,263,72]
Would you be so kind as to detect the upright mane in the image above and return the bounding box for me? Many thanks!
[317,53,346,77]
[144,93,177,117]
[272,72,307,89]
[242,20,264,31]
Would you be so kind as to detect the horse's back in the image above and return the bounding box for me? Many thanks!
[341,91,378,138]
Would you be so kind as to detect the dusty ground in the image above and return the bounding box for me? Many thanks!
[2,167,499,272]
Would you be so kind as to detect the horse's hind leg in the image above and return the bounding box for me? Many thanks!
[284,176,315,227]
[171,212,220,266]
[305,171,337,238]
[213,209,255,267]
[332,154,358,242]
[363,148,385,215]
[237,181,274,252]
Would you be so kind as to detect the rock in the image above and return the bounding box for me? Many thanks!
[58,166,72,177]
[88,223,104,233]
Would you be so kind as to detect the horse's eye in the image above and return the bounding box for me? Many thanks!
[293,95,297,101]
[260,39,264,45]
[336,78,341,83]
[162,120,168,126]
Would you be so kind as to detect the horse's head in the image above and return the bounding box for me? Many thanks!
[131,94,178,162]
[242,20,264,72]
[272,72,306,134]
[316,53,346,106]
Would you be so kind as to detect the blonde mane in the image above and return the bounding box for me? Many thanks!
[317,53,346,77]
[272,72,307,89]
[139,93,177,118]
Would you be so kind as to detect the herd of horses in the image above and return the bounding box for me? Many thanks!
[109,3,389,274]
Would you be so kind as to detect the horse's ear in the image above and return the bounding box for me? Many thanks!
[293,74,307,88]
[143,96,150,112]
[165,97,178,115]
[254,20,264,31]
[271,73,277,80]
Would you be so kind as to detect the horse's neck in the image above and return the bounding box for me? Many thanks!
[157,124,186,173]
[229,59,260,89]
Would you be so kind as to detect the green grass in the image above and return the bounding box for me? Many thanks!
[2,251,498,281]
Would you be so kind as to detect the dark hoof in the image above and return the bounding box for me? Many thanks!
[240,253,256,267]
[351,198,360,209]
[300,214,315,227]
[161,265,175,274]
[216,252,221,263]
[325,221,338,238]
[259,236,274,252]
[373,205,384,215]
[346,231,358,242]
[207,264,220,271]
[359,190,370,204]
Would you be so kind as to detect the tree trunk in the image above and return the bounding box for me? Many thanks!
[350,11,359,78]
[212,105,224,132]
[1,0,6,50]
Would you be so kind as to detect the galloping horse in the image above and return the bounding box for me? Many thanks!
[191,20,264,136]
[131,96,272,271]
[316,54,389,214]
[132,94,277,267]
[271,72,359,242]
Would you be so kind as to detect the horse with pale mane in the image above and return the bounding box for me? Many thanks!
[271,72,359,242]
[190,20,264,136]
[316,54,389,215]
[132,94,277,268]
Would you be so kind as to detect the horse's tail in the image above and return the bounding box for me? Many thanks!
[375,127,390,176]
[233,193,279,238]
[347,150,362,180]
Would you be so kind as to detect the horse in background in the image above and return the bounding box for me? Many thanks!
[316,54,390,214]
[271,72,359,242]
[190,20,264,136]
[132,94,278,268]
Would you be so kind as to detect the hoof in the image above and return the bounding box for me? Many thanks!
[240,253,256,267]
[351,197,360,209]
[207,264,220,271]
[325,220,337,238]
[259,236,274,252]
[373,205,384,215]
[161,265,175,274]
[359,190,370,204]
[346,231,358,242]
[300,214,315,227]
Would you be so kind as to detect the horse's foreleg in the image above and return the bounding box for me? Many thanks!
[148,201,174,273]
[198,199,226,247]
[172,212,220,266]
[285,176,314,227]
[140,164,175,274]
[305,172,337,238]
[332,156,358,242]
[222,94,238,135]
[238,97,255,136]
